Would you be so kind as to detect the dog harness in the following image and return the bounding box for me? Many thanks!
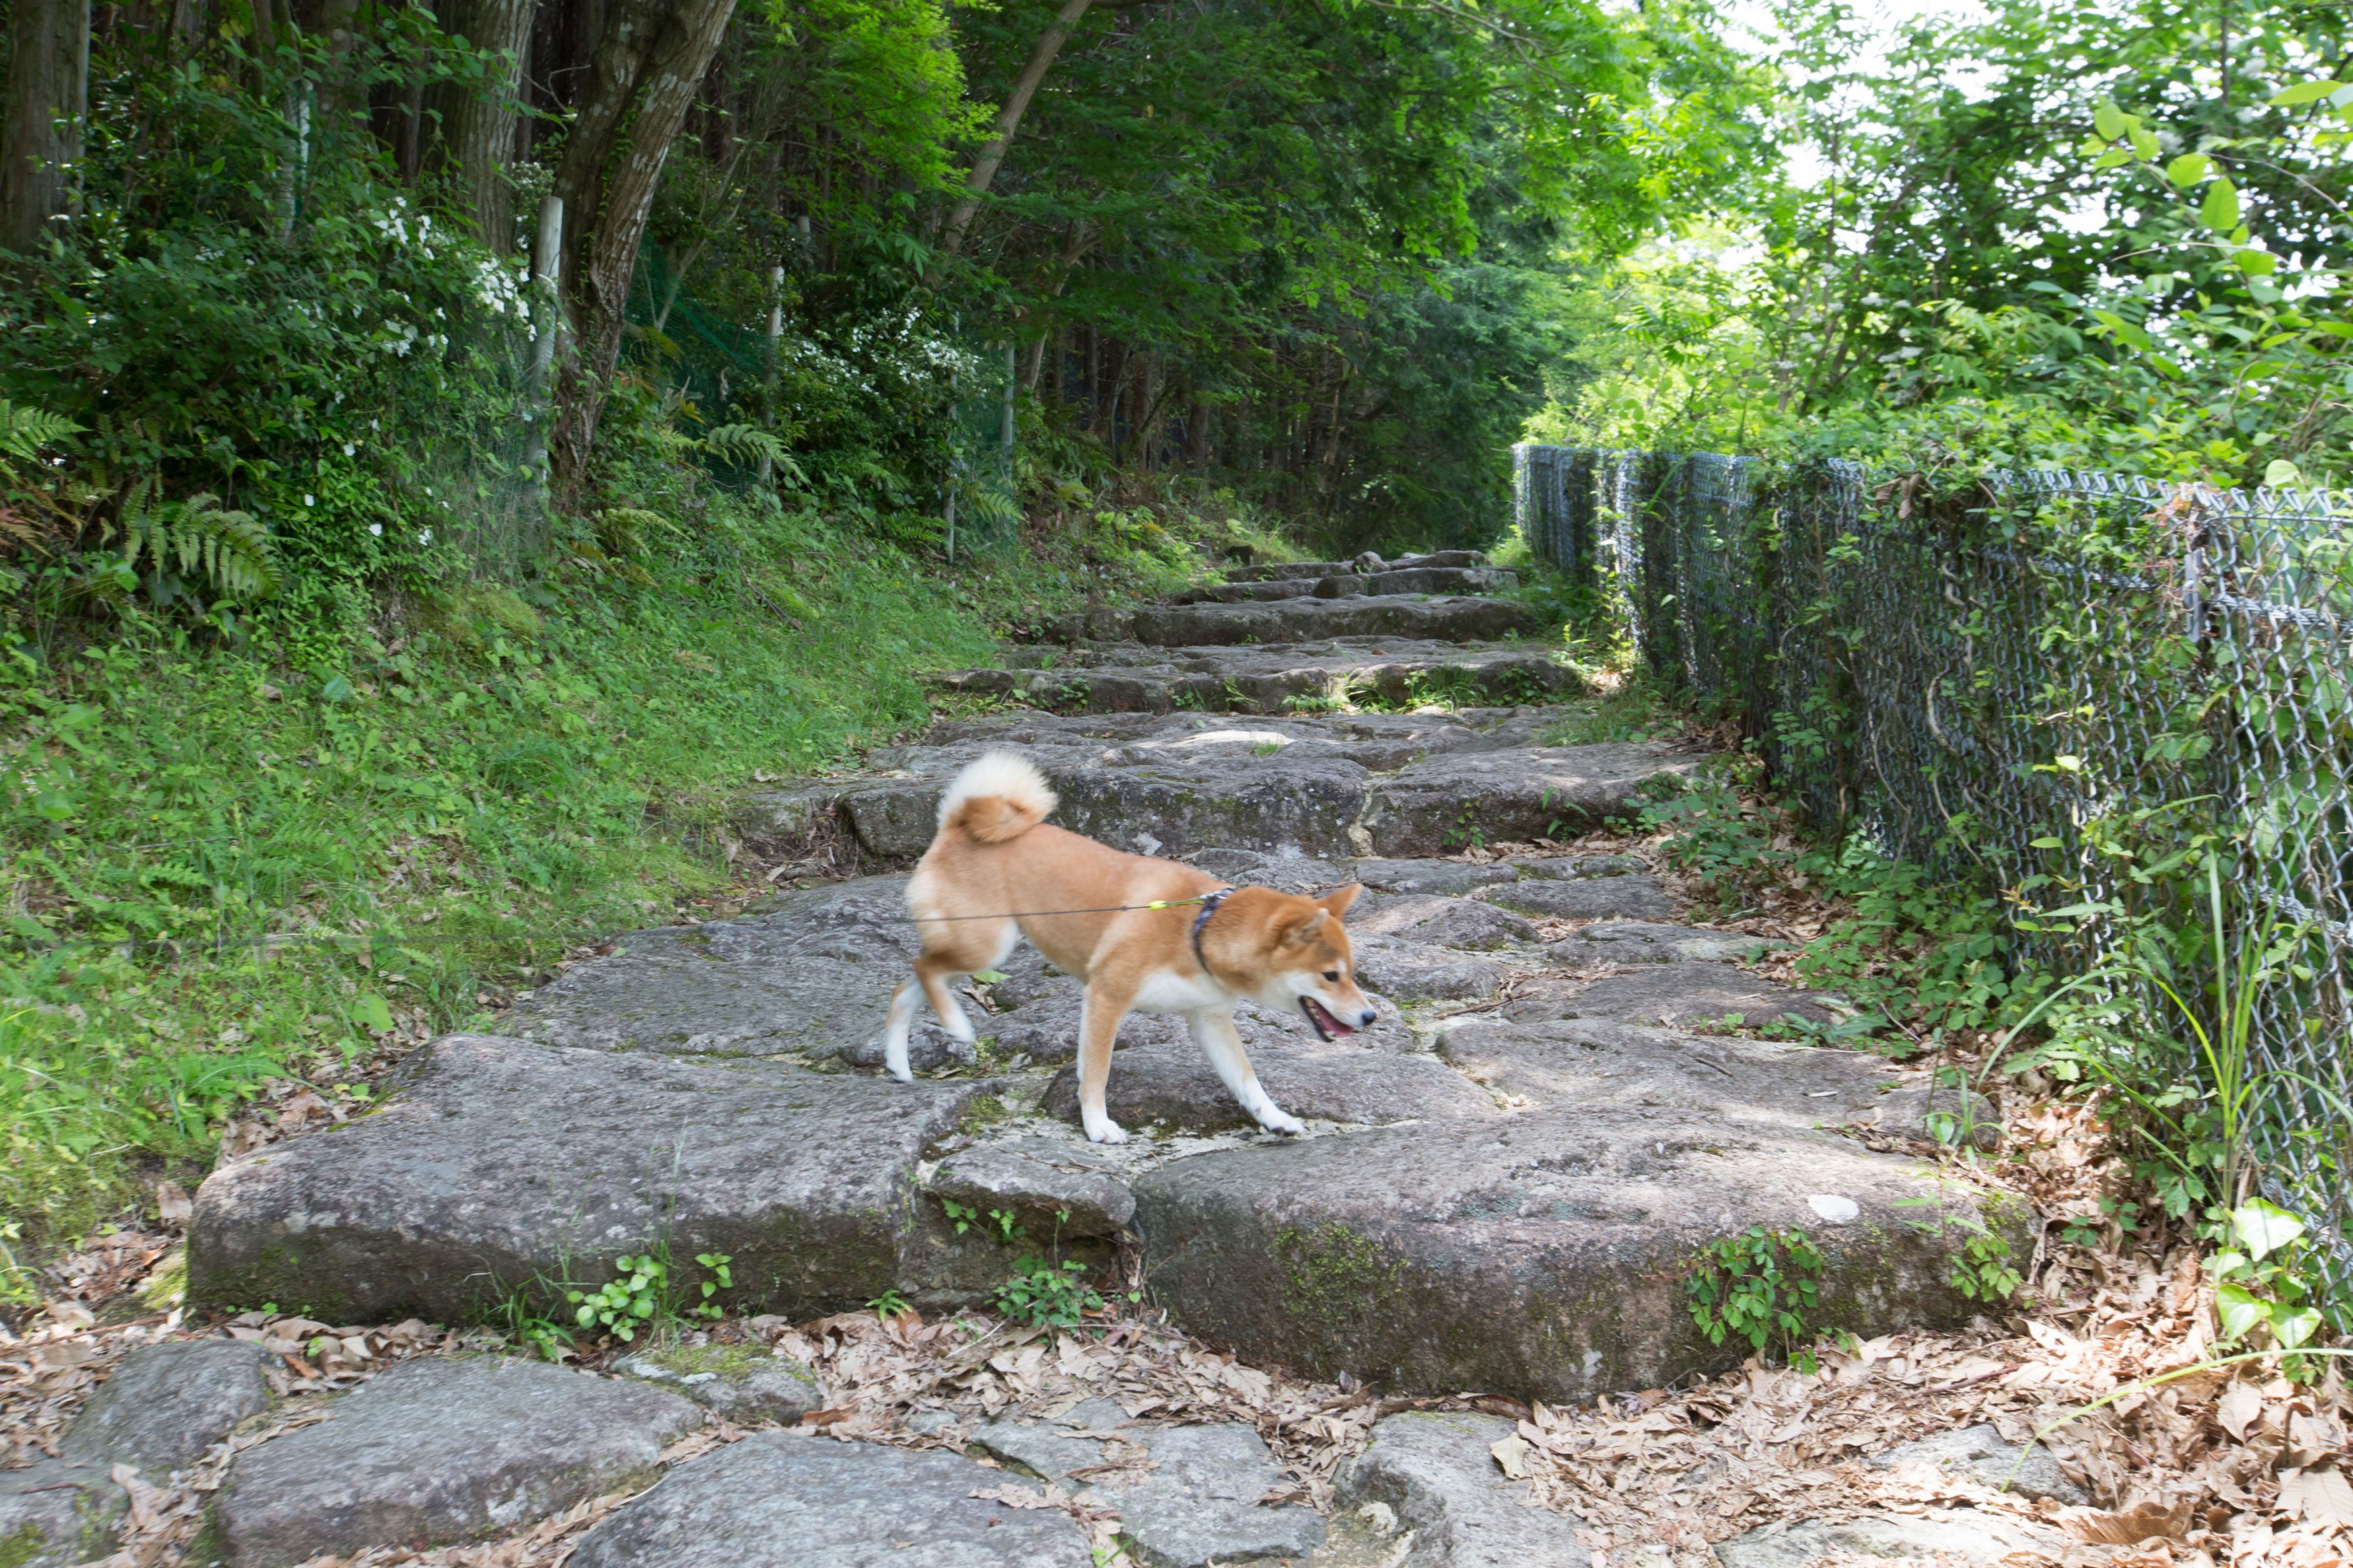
[1190,889,1232,975]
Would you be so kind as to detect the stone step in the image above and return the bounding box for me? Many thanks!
[736,710,1701,863]
[1222,549,1488,582]
[190,836,2025,1405]
[1047,594,1537,648]
[1169,566,1518,604]
[931,637,1579,714]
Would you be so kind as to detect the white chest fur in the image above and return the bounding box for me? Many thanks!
[1127,968,1231,1014]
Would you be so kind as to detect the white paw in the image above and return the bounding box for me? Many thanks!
[1257,1109,1306,1136]
[942,1014,976,1045]
[883,1040,913,1083]
[1083,1115,1131,1145]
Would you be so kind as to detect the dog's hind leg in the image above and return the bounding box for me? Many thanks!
[1076,981,1136,1144]
[1188,1009,1304,1135]
[881,978,922,1083]
[914,919,1014,1046]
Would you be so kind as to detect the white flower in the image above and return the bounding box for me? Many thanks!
[369,523,383,536]
[419,529,433,546]
[343,443,355,457]
[304,494,315,507]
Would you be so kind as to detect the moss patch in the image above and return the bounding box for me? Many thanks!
[1275,1221,1406,1338]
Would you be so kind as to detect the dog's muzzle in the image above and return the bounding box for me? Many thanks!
[1302,996,1371,1041]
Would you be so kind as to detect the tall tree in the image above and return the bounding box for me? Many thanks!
[935,0,1092,262]
[424,0,539,251]
[0,0,91,255]
[548,0,741,502]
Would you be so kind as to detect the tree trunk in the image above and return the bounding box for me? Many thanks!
[547,0,740,505]
[425,0,538,250]
[935,0,1091,263]
[1,0,90,256]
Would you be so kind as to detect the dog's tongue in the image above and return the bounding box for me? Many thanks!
[1307,999,1354,1038]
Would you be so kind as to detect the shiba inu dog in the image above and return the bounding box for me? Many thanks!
[882,750,1377,1143]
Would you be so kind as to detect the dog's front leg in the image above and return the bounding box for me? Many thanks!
[880,979,922,1083]
[1188,1009,1305,1135]
[1076,983,1136,1144]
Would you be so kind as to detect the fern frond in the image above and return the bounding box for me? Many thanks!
[118,481,280,599]
[699,423,790,465]
[0,399,83,465]
[170,493,280,599]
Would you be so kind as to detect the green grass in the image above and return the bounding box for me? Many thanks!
[0,481,1252,1294]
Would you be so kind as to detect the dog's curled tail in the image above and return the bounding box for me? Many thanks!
[937,750,1057,844]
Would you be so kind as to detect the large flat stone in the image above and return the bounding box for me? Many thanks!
[1476,874,1678,921]
[1041,1038,1498,1134]
[506,876,926,1060]
[972,1413,1326,1568]
[1437,1016,1894,1127]
[1131,1106,2034,1402]
[1713,1507,2065,1566]
[188,1034,995,1323]
[1332,1410,1588,1566]
[1512,963,1844,1029]
[61,1339,274,1476]
[1126,596,1538,649]
[1870,1422,2086,1505]
[1348,937,1505,1003]
[928,1138,1138,1236]
[1553,922,1781,964]
[956,638,1568,718]
[1351,894,1537,950]
[569,1432,1094,1567]
[0,1461,123,1568]
[214,1356,701,1567]
[610,1345,826,1424]
[1350,859,1518,897]
[1100,1423,1326,1567]
[1362,745,1705,855]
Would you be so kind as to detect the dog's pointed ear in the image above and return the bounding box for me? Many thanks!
[1278,907,1330,949]
[1316,883,1362,919]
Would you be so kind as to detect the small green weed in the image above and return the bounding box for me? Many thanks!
[995,1256,1105,1329]
[868,1289,913,1320]
[2209,1198,2325,1378]
[941,1199,1023,1243]
[1894,1191,2024,1304]
[690,1252,734,1320]
[1686,1226,1826,1370]
[569,1253,669,1343]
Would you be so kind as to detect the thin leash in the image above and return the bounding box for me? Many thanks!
[906,894,1223,922]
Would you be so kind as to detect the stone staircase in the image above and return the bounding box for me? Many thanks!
[934,549,1567,714]
[123,549,2036,1568]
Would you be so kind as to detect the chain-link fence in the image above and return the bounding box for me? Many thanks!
[1515,443,2353,1303]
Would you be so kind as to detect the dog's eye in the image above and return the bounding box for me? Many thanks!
[1322,969,1340,982]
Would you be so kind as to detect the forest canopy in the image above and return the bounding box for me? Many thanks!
[0,0,2343,635]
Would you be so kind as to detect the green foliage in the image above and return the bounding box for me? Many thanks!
[1535,1,2350,492]
[1687,1226,1826,1370]
[868,1289,913,1320]
[569,1253,670,1343]
[2209,1199,2325,1375]
[993,1256,1105,1330]
[1638,773,2024,1043]
[690,1252,735,1320]
[112,482,282,604]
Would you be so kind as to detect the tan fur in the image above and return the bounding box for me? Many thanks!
[884,750,1377,1142]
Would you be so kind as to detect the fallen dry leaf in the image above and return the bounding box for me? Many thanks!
[2280,1467,2353,1531]
[2068,1499,2197,1543]
[2216,1380,2263,1442]
[1491,1434,1530,1480]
